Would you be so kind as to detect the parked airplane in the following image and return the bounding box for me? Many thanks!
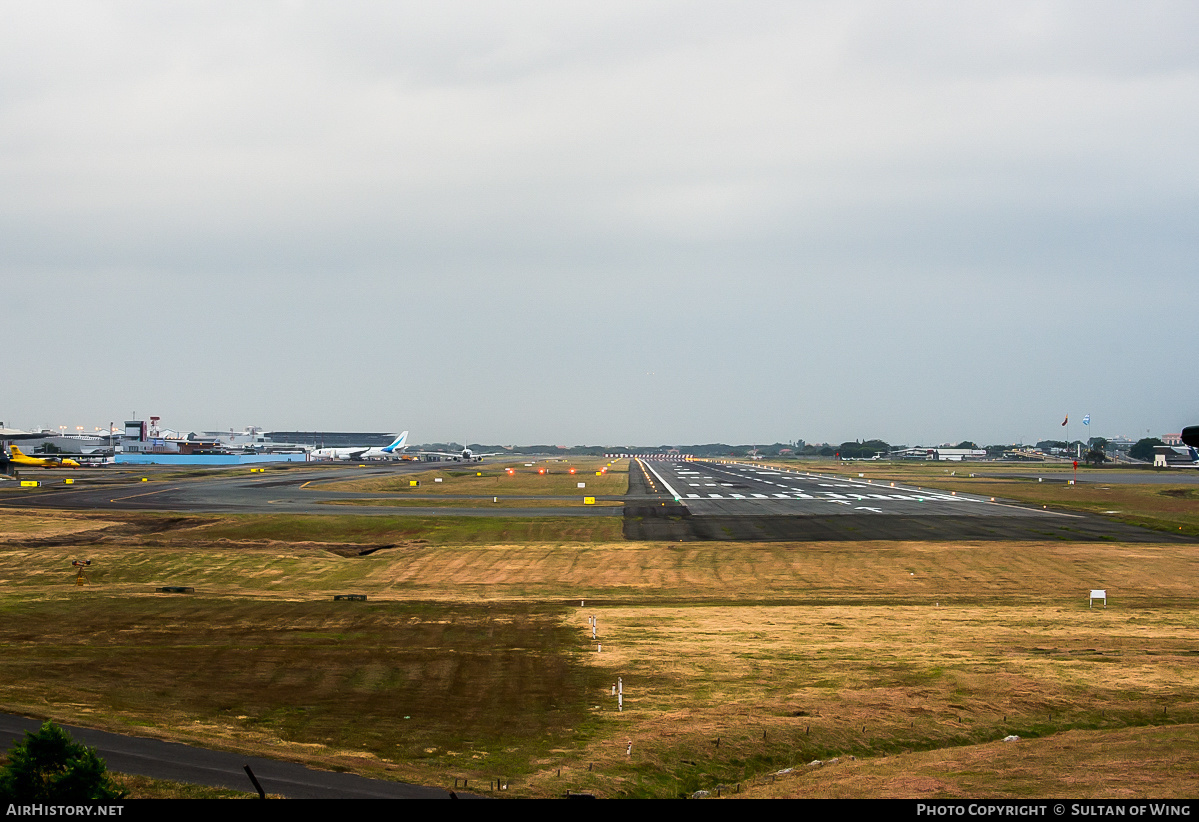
[311,432,410,461]
[7,445,81,468]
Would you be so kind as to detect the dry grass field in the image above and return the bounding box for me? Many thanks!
[740,724,1199,798]
[2,492,1198,798]
[0,512,121,541]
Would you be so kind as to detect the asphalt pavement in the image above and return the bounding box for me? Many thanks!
[623,459,1195,542]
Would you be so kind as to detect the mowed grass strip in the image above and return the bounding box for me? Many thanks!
[314,458,629,496]
[1,509,625,548]
[4,538,1199,603]
[193,513,625,545]
[0,510,122,540]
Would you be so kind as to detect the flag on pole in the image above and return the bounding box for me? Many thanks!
[1083,415,1090,426]
[1062,414,1068,426]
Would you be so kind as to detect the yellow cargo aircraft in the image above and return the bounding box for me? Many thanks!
[6,445,81,468]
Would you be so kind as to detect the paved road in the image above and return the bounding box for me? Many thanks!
[0,713,474,799]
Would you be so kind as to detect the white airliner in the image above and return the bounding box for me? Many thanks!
[311,432,410,461]
[419,445,502,462]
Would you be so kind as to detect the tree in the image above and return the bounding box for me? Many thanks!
[0,721,125,802]
[1129,438,1164,463]
[1084,448,1107,466]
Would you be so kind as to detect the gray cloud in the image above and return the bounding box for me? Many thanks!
[3,2,1196,444]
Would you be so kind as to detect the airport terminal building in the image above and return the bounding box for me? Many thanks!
[265,431,400,448]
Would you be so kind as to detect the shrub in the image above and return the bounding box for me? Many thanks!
[0,721,125,802]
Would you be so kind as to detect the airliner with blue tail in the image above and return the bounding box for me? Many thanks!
[311,432,410,461]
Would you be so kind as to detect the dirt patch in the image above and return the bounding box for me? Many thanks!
[321,540,429,557]
[1159,488,1199,499]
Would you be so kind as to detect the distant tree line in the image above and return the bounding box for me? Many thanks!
[443,436,1168,463]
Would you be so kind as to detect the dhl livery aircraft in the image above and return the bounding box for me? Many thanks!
[7,445,81,468]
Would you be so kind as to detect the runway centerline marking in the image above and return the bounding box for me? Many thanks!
[109,487,176,503]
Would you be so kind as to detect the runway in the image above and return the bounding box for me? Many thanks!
[623,459,1193,542]
[641,459,1012,516]
[1,460,1190,543]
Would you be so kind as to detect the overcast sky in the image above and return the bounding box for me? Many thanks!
[3,1,1196,446]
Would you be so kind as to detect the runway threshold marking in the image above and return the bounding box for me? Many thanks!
[639,459,683,501]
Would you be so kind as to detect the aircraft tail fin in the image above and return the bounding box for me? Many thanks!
[383,431,409,453]
[10,446,25,457]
